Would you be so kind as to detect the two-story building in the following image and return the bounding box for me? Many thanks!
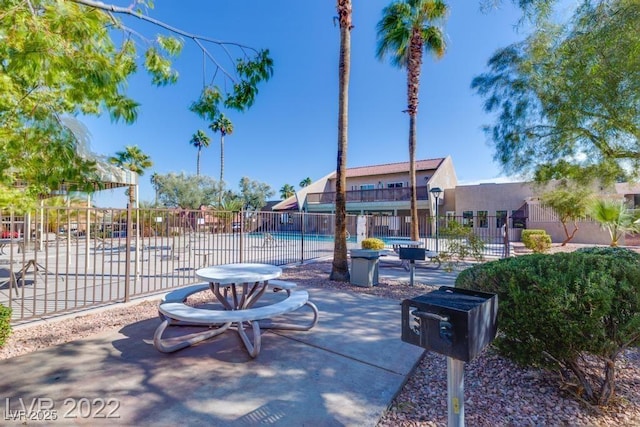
[271,156,640,246]
[273,156,457,218]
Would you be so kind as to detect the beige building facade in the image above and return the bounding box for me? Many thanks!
[272,157,638,246]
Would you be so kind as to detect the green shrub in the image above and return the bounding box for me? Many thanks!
[575,246,640,262]
[361,238,385,250]
[456,252,640,406]
[521,229,550,250]
[436,220,485,270]
[528,233,551,253]
[0,305,11,348]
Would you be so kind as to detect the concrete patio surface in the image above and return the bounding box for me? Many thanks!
[0,264,461,426]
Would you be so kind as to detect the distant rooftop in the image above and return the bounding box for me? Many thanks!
[330,158,445,179]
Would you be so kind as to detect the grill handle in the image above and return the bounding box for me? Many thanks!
[412,310,449,322]
[412,310,453,344]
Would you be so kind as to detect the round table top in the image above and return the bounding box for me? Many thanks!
[195,263,282,285]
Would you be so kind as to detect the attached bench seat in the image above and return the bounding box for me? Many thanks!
[154,288,318,358]
[265,279,297,295]
[161,283,211,304]
[161,280,297,305]
[159,290,309,324]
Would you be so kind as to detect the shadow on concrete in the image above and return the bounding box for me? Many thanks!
[0,285,424,426]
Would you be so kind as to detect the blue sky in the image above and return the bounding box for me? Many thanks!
[84,0,534,208]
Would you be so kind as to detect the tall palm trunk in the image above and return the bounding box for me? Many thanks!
[196,147,201,176]
[219,134,225,206]
[128,184,135,207]
[220,135,225,183]
[407,28,423,241]
[330,0,352,282]
[409,115,418,240]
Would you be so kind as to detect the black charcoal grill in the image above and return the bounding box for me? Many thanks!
[401,287,498,362]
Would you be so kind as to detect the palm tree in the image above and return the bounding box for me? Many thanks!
[189,130,211,176]
[209,114,234,185]
[330,0,353,282]
[109,145,153,207]
[41,195,90,233]
[376,0,448,241]
[150,172,160,206]
[280,184,295,200]
[589,198,640,246]
[299,177,312,188]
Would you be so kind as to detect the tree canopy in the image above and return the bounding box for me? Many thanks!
[539,183,593,245]
[279,184,295,200]
[189,130,211,176]
[108,145,153,206]
[1,0,273,208]
[472,0,639,185]
[151,173,272,211]
[238,177,274,211]
[152,172,219,209]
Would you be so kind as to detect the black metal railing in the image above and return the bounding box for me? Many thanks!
[306,186,430,204]
[0,208,529,323]
[367,214,516,258]
[0,207,360,323]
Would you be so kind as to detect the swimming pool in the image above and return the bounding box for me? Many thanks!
[249,232,357,244]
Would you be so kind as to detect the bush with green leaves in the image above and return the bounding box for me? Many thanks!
[528,233,551,253]
[521,229,551,252]
[0,305,11,348]
[361,238,385,250]
[437,220,485,270]
[456,250,640,406]
[575,246,640,262]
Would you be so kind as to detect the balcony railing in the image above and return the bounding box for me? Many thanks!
[306,186,430,204]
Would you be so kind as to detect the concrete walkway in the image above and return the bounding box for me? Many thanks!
[0,265,460,426]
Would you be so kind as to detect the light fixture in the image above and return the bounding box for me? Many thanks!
[429,187,443,199]
[429,187,443,253]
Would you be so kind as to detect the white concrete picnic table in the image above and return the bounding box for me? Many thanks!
[195,262,282,310]
[154,263,318,357]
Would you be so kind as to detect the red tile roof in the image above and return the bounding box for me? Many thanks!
[330,158,445,178]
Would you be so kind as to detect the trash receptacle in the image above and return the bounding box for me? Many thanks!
[349,249,380,287]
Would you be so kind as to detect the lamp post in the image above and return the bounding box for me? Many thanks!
[430,187,443,253]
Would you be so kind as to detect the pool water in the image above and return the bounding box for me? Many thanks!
[250,232,357,244]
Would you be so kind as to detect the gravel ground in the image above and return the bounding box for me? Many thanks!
[1,254,639,426]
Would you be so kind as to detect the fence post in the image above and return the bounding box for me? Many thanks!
[300,212,305,264]
[239,208,244,263]
[503,220,510,258]
[124,204,132,302]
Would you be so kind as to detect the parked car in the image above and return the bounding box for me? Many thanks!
[1,230,19,238]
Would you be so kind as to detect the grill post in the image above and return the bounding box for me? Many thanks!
[447,357,464,427]
[401,287,498,427]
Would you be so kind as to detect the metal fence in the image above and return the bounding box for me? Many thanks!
[0,207,518,323]
[0,207,361,323]
[366,214,514,258]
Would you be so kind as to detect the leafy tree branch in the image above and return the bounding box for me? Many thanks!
[1,0,273,209]
[473,0,639,185]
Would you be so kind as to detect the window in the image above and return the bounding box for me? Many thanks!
[387,182,403,188]
[496,210,507,228]
[360,184,375,190]
[478,211,488,228]
[512,210,526,229]
[462,211,474,227]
